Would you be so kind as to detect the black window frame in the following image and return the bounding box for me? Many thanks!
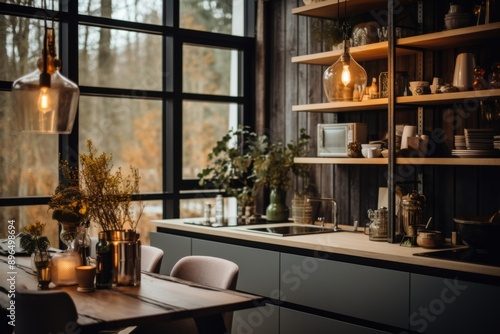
[0,1,256,221]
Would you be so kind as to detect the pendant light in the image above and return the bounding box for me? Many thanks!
[323,0,367,102]
[12,1,79,134]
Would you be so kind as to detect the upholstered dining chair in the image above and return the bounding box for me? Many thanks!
[16,286,79,334]
[134,255,239,334]
[141,245,164,273]
[170,255,239,290]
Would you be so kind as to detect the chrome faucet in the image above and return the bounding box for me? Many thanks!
[307,197,340,231]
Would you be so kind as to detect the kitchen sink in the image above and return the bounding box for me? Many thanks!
[232,224,338,236]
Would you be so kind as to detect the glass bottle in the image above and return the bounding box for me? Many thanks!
[369,77,378,98]
[367,207,388,241]
[75,221,91,266]
[95,231,113,289]
[215,194,224,225]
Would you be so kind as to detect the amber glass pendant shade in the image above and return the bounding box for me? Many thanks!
[323,41,367,102]
[12,27,79,134]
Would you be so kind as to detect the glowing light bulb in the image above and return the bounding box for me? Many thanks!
[37,86,52,112]
[341,65,351,86]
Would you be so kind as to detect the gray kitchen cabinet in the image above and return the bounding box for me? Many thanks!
[280,253,410,329]
[410,273,500,333]
[192,238,280,298]
[150,231,191,275]
[279,307,391,334]
[232,304,280,334]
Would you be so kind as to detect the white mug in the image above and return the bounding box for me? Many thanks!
[453,53,475,91]
[401,125,416,149]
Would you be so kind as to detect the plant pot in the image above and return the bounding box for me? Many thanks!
[107,230,141,286]
[266,188,289,222]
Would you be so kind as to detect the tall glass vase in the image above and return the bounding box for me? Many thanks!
[266,188,289,222]
[59,221,79,251]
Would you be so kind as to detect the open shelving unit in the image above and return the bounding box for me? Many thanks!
[291,0,500,243]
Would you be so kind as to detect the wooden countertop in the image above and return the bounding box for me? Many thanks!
[152,219,500,278]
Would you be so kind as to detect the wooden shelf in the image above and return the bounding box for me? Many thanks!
[295,157,388,165]
[292,42,415,65]
[292,0,392,19]
[397,89,500,106]
[397,22,500,50]
[292,22,500,66]
[293,89,500,113]
[292,98,388,113]
[396,158,500,166]
[296,157,500,166]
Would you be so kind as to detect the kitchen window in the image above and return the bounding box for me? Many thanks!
[0,0,255,246]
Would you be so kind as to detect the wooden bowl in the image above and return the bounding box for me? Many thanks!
[417,229,443,248]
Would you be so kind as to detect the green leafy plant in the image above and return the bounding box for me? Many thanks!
[253,128,311,192]
[198,126,267,208]
[20,221,51,258]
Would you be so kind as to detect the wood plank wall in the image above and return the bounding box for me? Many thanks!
[265,0,500,238]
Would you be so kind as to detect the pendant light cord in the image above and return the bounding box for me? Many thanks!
[39,0,51,88]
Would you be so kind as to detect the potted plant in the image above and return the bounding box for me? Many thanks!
[289,129,316,223]
[198,126,267,220]
[253,128,311,221]
[52,139,144,286]
[20,221,52,289]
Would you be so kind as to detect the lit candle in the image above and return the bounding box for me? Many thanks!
[51,251,81,286]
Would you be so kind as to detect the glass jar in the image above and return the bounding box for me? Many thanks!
[74,221,91,265]
[367,207,388,241]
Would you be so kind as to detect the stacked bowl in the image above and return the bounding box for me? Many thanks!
[444,5,470,30]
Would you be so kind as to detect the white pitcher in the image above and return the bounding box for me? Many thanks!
[453,53,476,91]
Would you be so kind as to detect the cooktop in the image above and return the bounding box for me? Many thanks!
[233,224,337,237]
[414,248,500,267]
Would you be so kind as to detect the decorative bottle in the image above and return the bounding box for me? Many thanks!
[95,231,113,289]
[369,77,378,98]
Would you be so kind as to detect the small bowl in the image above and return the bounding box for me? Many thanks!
[409,81,429,87]
[361,143,382,149]
[445,17,470,30]
[417,229,443,248]
[361,147,382,158]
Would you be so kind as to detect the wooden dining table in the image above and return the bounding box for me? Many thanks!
[0,254,264,333]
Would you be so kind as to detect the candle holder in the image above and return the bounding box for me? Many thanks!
[51,251,80,286]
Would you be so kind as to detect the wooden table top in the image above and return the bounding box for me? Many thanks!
[0,255,263,333]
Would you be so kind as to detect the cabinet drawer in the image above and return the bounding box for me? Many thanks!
[410,273,500,333]
[232,304,280,334]
[192,238,280,298]
[280,307,391,334]
[280,253,409,329]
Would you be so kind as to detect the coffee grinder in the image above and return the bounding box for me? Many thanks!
[399,191,426,247]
